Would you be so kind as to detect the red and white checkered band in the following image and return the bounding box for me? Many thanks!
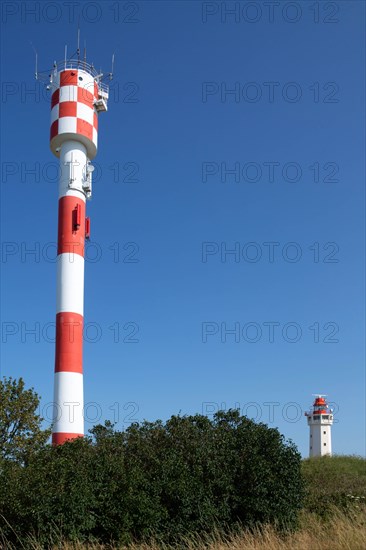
[50,69,99,159]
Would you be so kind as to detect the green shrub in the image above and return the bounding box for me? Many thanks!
[1,410,303,546]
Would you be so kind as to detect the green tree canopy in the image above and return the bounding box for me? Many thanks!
[0,376,50,463]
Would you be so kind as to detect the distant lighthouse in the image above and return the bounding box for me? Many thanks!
[305,395,334,457]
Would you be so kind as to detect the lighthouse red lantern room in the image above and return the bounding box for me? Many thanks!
[37,47,111,445]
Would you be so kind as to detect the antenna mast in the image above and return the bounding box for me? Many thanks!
[30,42,38,80]
[77,25,80,65]
[110,53,115,80]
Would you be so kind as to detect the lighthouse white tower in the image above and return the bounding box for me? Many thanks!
[38,49,110,445]
[305,395,334,457]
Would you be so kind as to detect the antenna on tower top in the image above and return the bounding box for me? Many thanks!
[64,45,67,69]
[77,23,80,65]
[30,41,38,79]
[109,53,115,80]
[83,40,87,67]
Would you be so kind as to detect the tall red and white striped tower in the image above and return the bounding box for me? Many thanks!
[41,51,110,445]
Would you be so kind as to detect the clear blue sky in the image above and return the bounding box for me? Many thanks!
[1,1,365,457]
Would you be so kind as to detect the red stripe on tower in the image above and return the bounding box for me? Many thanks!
[59,101,77,118]
[60,70,78,86]
[57,197,85,256]
[55,312,84,373]
[52,432,83,445]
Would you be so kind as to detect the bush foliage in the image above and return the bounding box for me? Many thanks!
[0,405,304,546]
[0,377,50,463]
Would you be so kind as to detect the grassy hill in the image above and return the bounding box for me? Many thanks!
[302,455,366,516]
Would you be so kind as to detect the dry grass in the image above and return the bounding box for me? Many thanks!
[3,507,365,550]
